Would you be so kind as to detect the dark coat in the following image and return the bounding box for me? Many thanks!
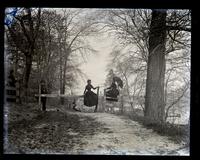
[106,82,119,98]
[84,84,98,107]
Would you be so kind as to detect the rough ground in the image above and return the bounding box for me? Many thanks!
[4,103,189,155]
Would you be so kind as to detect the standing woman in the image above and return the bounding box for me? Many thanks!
[83,80,99,112]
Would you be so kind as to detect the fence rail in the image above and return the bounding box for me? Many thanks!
[35,94,83,98]
[6,86,16,103]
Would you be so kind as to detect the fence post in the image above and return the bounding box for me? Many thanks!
[120,94,124,114]
[15,80,20,103]
[103,89,106,112]
[38,83,41,110]
[94,87,99,112]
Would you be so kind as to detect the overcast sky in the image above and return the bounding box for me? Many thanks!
[75,32,115,95]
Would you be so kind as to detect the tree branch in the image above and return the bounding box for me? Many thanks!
[165,82,189,121]
[14,16,31,44]
[166,25,191,32]
[6,26,27,53]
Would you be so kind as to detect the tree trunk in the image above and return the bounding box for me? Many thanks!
[124,75,134,110]
[144,10,167,124]
[14,50,21,104]
[60,60,67,105]
[59,68,64,104]
[63,60,67,93]
[23,52,33,103]
[60,48,70,105]
[59,45,63,104]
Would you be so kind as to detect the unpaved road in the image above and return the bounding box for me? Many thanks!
[5,105,189,155]
[68,112,189,155]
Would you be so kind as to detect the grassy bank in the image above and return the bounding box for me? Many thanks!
[123,112,189,145]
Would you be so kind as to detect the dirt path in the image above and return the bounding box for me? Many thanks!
[68,111,188,155]
[5,105,189,155]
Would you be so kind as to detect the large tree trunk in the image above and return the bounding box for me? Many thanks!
[14,49,21,104]
[144,10,167,124]
[23,51,33,103]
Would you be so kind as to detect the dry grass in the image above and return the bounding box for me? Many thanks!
[125,112,189,145]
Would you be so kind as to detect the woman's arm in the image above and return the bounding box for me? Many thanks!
[91,85,96,89]
[106,86,111,90]
[83,87,87,95]
[96,86,99,89]
[106,83,114,90]
[92,85,99,90]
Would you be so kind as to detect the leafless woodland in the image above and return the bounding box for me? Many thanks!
[4,8,190,155]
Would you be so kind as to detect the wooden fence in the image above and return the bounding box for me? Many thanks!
[6,77,20,103]
[35,88,125,113]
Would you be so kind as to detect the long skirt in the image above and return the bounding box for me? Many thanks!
[106,88,119,98]
[84,91,98,107]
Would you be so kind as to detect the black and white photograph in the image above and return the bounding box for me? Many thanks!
[3,8,191,155]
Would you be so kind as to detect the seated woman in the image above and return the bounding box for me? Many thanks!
[83,80,98,109]
[106,78,119,99]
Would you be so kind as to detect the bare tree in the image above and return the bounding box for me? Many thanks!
[144,10,167,123]
[5,8,41,102]
[165,79,190,121]
[103,9,191,124]
[49,9,99,103]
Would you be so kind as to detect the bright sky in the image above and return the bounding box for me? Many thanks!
[76,33,115,95]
